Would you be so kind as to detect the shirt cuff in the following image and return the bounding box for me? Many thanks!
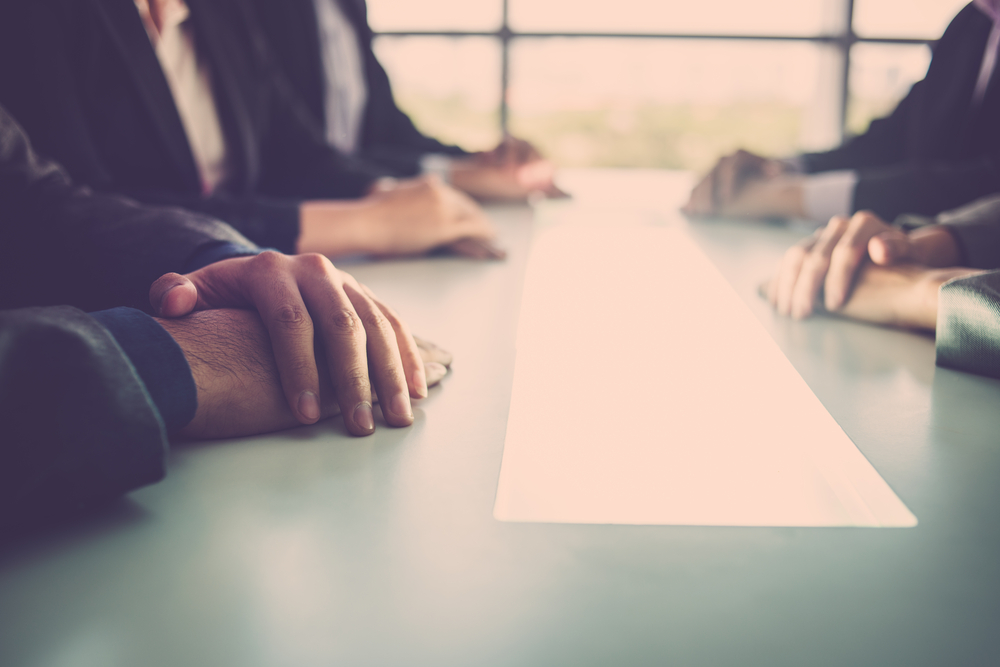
[801,170,858,222]
[184,241,262,273]
[420,154,453,184]
[89,307,197,432]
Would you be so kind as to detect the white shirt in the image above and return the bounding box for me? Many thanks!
[134,0,229,195]
[312,0,368,155]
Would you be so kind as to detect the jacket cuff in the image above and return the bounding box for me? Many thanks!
[184,241,263,273]
[89,307,197,432]
[935,271,1000,379]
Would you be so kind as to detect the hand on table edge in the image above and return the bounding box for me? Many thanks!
[764,211,963,320]
[149,252,431,435]
[683,149,794,217]
[760,263,984,331]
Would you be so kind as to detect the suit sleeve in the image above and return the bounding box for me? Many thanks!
[850,157,1000,221]
[936,270,1000,379]
[931,194,1000,269]
[0,105,257,313]
[0,306,169,532]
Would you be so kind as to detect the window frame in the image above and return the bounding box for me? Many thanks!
[373,0,937,144]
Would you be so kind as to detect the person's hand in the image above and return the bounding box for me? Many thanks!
[450,135,562,201]
[834,263,981,330]
[299,175,504,259]
[149,252,426,436]
[158,309,341,439]
[684,149,790,216]
[765,211,962,319]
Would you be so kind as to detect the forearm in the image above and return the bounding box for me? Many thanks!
[297,198,388,256]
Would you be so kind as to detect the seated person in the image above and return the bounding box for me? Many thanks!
[763,195,1000,379]
[0,104,448,531]
[685,1,1000,224]
[0,0,500,259]
[250,0,560,202]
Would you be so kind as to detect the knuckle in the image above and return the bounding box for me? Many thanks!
[253,250,285,270]
[296,252,332,273]
[272,303,310,328]
[339,367,370,395]
[329,308,363,336]
[360,307,389,332]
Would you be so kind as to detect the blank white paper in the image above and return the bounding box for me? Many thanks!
[494,225,916,527]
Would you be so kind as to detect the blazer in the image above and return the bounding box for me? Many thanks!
[0,0,386,253]
[250,0,469,177]
[803,3,1000,220]
[0,104,251,531]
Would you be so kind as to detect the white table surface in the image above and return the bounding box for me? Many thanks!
[2,170,999,667]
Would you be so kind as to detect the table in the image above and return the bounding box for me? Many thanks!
[2,170,999,667]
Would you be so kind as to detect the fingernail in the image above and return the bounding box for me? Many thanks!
[389,392,412,420]
[298,391,320,422]
[354,402,375,431]
[158,284,180,313]
[414,366,428,398]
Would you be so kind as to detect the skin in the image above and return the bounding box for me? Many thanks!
[449,135,566,202]
[765,211,962,320]
[683,149,805,219]
[158,309,450,440]
[297,175,505,260]
[150,252,428,436]
[834,263,981,330]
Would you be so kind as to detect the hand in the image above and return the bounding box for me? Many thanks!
[835,263,981,330]
[150,252,425,435]
[299,175,502,259]
[684,149,790,216]
[765,211,962,319]
[450,136,559,201]
[158,309,341,439]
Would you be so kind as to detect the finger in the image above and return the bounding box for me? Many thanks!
[424,361,447,387]
[684,171,718,215]
[414,335,454,367]
[446,236,507,259]
[358,281,428,400]
[868,228,913,265]
[717,154,743,207]
[338,277,413,428]
[824,212,886,310]
[251,265,323,426]
[291,262,379,435]
[791,216,848,318]
[775,235,817,316]
[150,273,199,317]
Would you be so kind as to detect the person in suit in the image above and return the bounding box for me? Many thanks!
[685,1,1000,224]
[762,195,1000,379]
[249,0,560,202]
[0,0,500,259]
[0,103,446,531]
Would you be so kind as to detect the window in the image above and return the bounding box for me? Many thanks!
[370,0,962,169]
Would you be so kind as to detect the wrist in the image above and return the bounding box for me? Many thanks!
[911,225,961,267]
[298,199,387,257]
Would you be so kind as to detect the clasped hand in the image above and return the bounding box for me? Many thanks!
[150,252,449,438]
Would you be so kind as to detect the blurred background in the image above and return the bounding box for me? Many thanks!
[367,0,968,172]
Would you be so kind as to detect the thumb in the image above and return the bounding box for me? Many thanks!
[868,229,914,266]
[150,273,199,317]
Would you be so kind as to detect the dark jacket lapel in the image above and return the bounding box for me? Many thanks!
[89,0,202,192]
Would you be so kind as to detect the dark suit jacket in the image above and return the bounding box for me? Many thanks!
[0,0,386,253]
[802,3,1000,220]
[0,104,251,531]
[250,0,469,177]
